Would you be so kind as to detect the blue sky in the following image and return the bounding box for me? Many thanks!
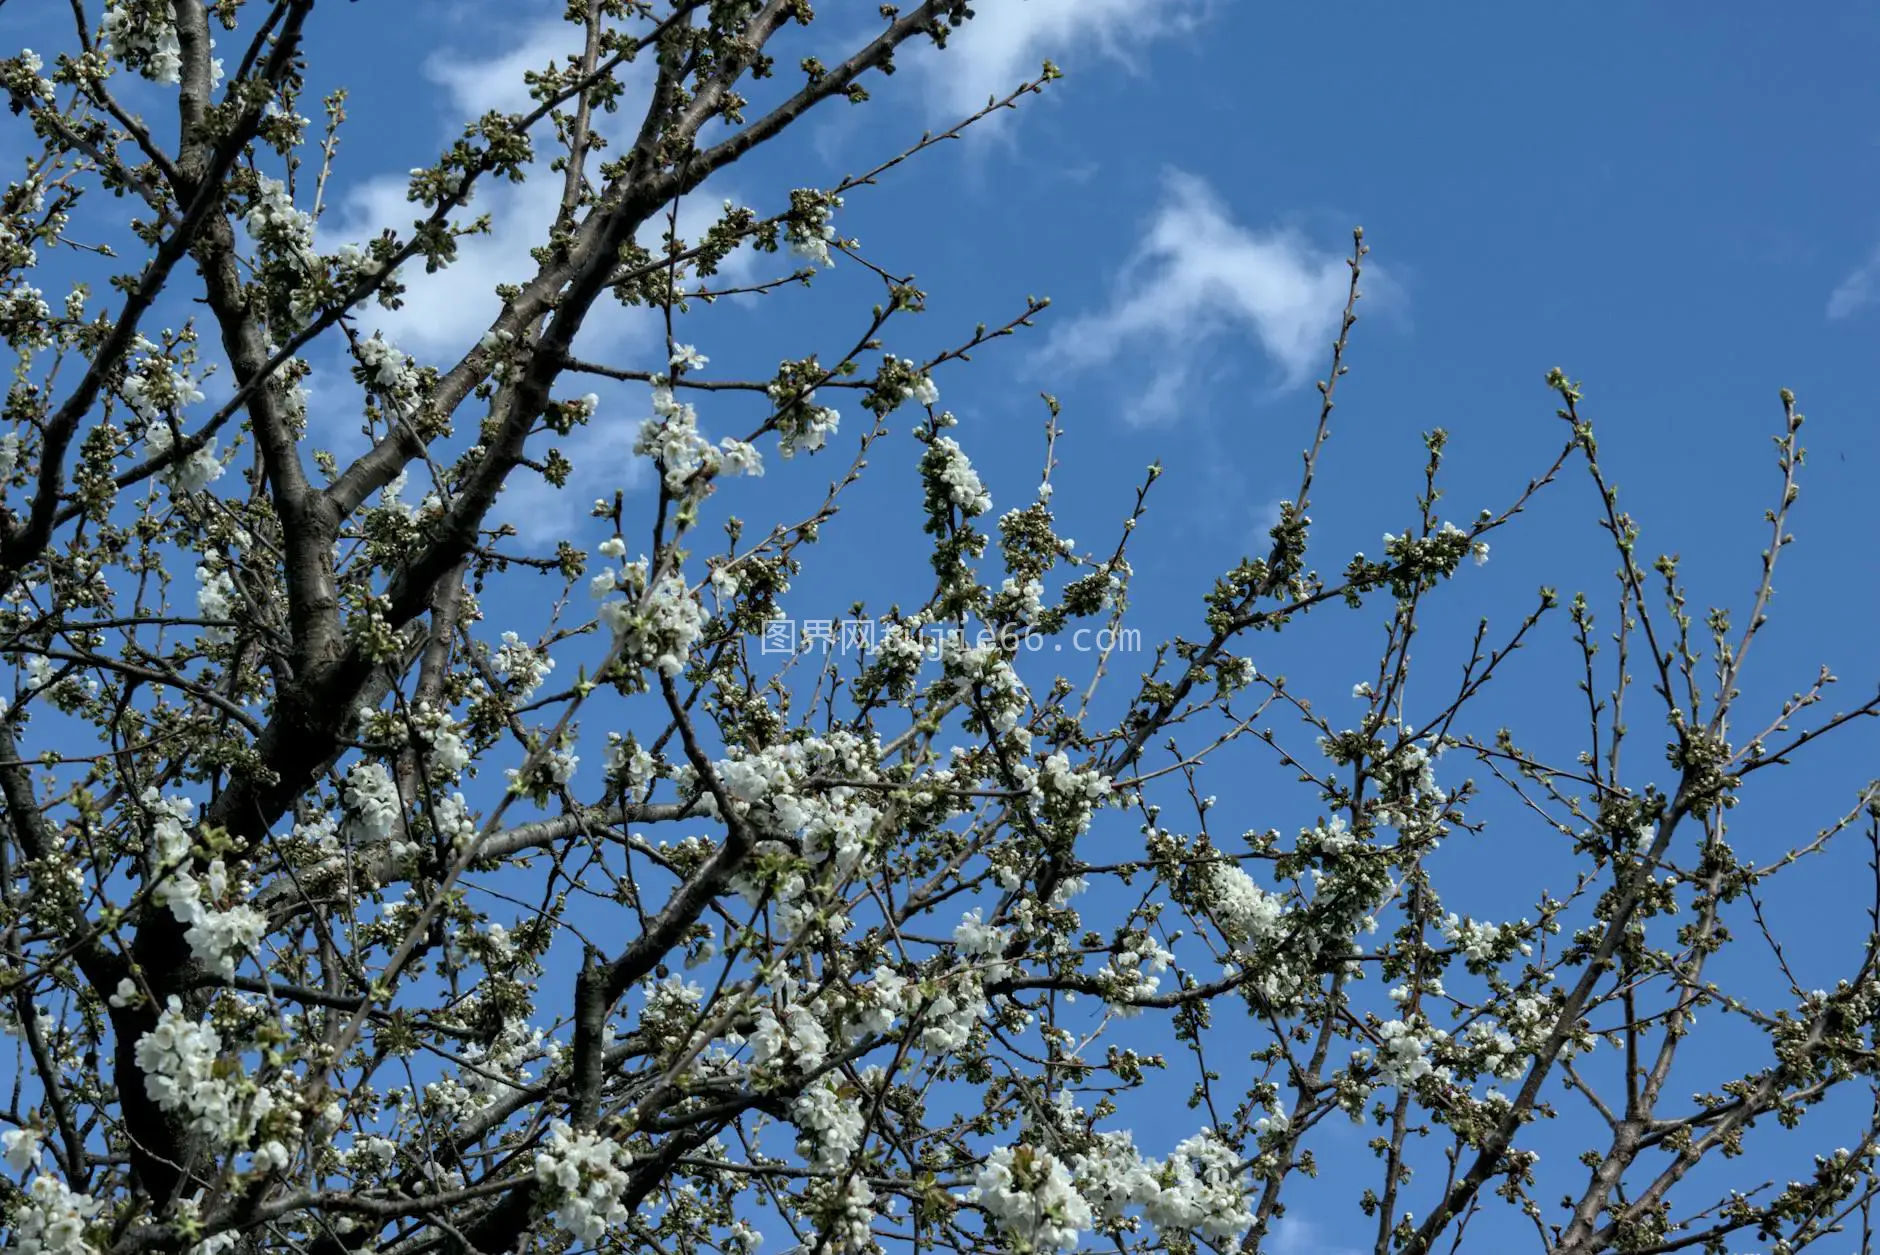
[243,0,1880,607]
[11,1,1880,1249]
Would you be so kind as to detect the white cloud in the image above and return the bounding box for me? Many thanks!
[1828,246,1880,319]
[325,173,551,362]
[323,15,752,364]
[1039,171,1379,423]
[326,173,751,364]
[428,17,590,119]
[921,0,1203,120]
[311,11,757,539]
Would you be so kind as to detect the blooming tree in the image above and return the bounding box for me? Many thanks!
[0,4,1877,1255]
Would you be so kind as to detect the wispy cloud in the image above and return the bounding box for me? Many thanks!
[1040,171,1380,424]
[1828,245,1880,320]
[1253,496,1286,539]
[489,409,654,544]
[313,14,747,539]
[1267,1216,1365,1255]
[921,0,1204,121]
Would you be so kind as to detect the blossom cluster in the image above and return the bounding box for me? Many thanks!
[767,374,841,457]
[786,192,843,267]
[592,540,707,679]
[342,760,403,844]
[99,0,223,88]
[535,1121,631,1244]
[1037,751,1113,835]
[120,340,225,493]
[602,733,656,795]
[142,788,265,978]
[968,1121,1261,1248]
[1368,1016,1451,1088]
[493,631,555,699]
[134,998,294,1166]
[1030,1098,1258,1245]
[939,639,1028,735]
[791,1074,868,1170]
[923,434,993,517]
[634,384,763,492]
[354,333,423,406]
[195,562,238,644]
[243,176,318,275]
[719,729,883,881]
[970,1144,1093,1252]
[749,993,832,1070]
[1202,857,1289,949]
[0,281,53,351]
[11,1173,104,1255]
[1440,910,1531,968]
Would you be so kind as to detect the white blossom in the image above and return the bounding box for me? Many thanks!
[134,999,283,1151]
[493,632,555,699]
[1204,859,1287,949]
[196,563,237,644]
[534,1121,630,1244]
[924,436,992,516]
[4,1126,43,1172]
[635,386,720,490]
[792,1076,866,1171]
[342,761,402,843]
[355,333,421,400]
[968,1145,1093,1253]
[12,1173,103,1255]
[1137,1132,1254,1241]
[596,560,706,678]
[749,996,830,1071]
[720,437,764,477]
[787,197,842,267]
